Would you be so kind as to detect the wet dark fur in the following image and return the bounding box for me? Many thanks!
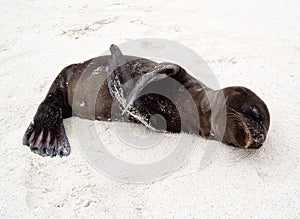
[23,53,270,157]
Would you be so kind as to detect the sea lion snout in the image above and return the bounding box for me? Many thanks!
[246,133,265,149]
[255,133,265,143]
[248,134,265,149]
[246,123,267,148]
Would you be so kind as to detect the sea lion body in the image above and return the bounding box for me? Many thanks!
[48,55,210,133]
[23,46,270,157]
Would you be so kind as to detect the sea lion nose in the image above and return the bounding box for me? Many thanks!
[255,134,265,144]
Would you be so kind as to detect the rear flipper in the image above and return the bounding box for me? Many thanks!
[107,44,183,128]
[23,102,70,157]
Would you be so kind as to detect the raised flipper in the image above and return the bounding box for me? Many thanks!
[22,72,72,157]
[107,44,131,107]
[107,45,184,129]
[122,63,182,113]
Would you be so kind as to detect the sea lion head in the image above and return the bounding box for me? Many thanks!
[221,86,270,149]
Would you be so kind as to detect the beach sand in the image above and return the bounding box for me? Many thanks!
[1,0,299,218]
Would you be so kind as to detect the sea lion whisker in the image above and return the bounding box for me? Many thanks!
[234,149,255,161]
[226,106,242,116]
[244,149,256,158]
[226,112,242,120]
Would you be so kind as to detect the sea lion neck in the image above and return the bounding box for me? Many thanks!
[193,89,227,139]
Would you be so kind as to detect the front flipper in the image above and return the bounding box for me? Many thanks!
[23,102,70,157]
[22,65,74,157]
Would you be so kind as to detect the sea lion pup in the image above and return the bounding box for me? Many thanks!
[23,45,270,157]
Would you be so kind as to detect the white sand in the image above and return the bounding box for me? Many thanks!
[1,0,300,218]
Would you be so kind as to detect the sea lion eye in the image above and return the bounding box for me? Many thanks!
[250,106,262,120]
